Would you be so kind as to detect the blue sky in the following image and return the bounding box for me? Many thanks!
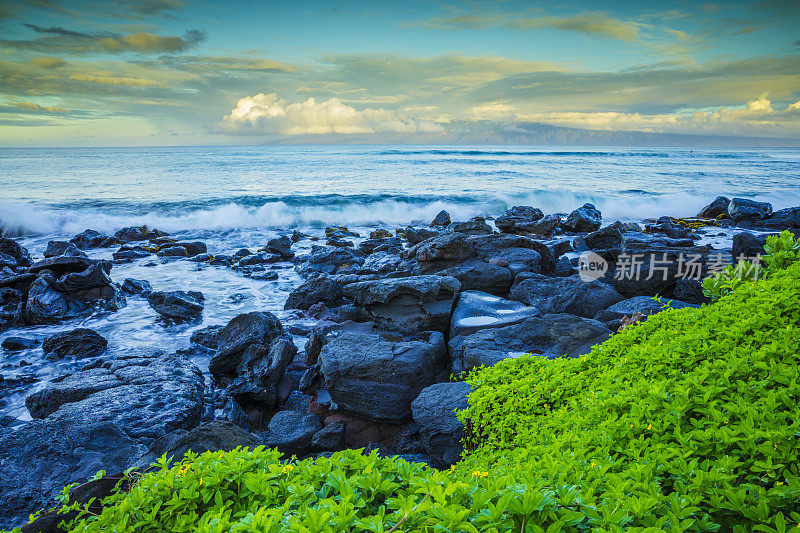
[0,0,798,145]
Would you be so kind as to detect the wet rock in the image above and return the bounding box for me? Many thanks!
[319,329,446,423]
[510,274,624,318]
[26,367,121,418]
[406,233,475,265]
[147,290,204,321]
[672,278,710,305]
[238,252,282,266]
[265,235,294,258]
[0,238,31,268]
[754,206,800,230]
[0,287,25,330]
[218,396,248,429]
[697,196,730,218]
[43,241,87,259]
[731,232,767,260]
[646,221,692,239]
[522,214,561,236]
[2,336,38,351]
[342,275,460,334]
[585,225,624,250]
[134,420,260,469]
[593,296,698,323]
[297,246,365,277]
[562,203,602,232]
[460,314,611,371]
[262,411,322,457]
[449,290,540,337]
[436,260,512,295]
[430,210,451,227]
[612,248,721,298]
[359,251,407,275]
[114,225,168,243]
[359,236,403,256]
[156,245,188,258]
[469,234,556,276]
[369,229,393,240]
[0,353,205,527]
[121,278,152,296]
[310,420,346,452]
[411,382,471,469]
[284,275,343,310]
[190,324,223,350]
[728,198,773,223]
[112,247,151,261]
[304,330,327,366]
[70,229,113,250]
[403,226,440,245]
[452,218,493,236]
[42,328,107,360]
[494,206,544,234]
[28,256,96,275]
[211,311,288,376]
[554,256,577,277]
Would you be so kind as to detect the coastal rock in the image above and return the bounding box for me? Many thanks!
[112,246,151,261]
[319,329,446,423]
[460,314,611,371]
[342,275,460,334]
[449,290,540,337]
[522,214,561,236]
[406,233,475,264]
[1,336,38,351]
[238,252,281,266]
[42,328,107,360]
[284,275,343,310]
[593,296,699,323]
[310,420,346,452]
[469,234,556,276]
[0,238,32,268]
[0,288,26,330]
[156,245,188,258]
[754,206,800,230]
[262,411,322,457]
[731,232,766,260]
[27,255,96,275]
[430,210,451,227]
[211,311,287,375]
[147,290,204,321]
[510,273,624,318]
[134,421,260,469]
[121,278,152,296]
[697,196,730,218]
[360,251,408,275]
[562,203,602,232]
[727,198,773,222]
[265,235,294,259]
[25,367,122,418]
[411,382,471,468]
[554,256,577,277]
[189,324,223,350]
[43,241,87,259]
[585,225,624,250]
[114,225,168,243]
[70,229,114,249]
[436,260,511,295]
[452,218,493,236]
[612,248,721,298]
[296,246,364,277]
[403,227,440,245]
[494,206,544,234]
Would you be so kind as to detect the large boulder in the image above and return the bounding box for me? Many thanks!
[436,260,512,295]
[411,382,471,469]
[147,290,204,321]
[430,210,451,227]
[727,198,773,223]
[403,227,440,245]
[342,275,460,334]
[449,290,540,338]
[2,354,205,528]
[319,329,446,423]
[460,314,611,371]
[562,203,602,232]
[70,229,113,249]
[510,274,624,318]
[494,206,544,234]
[696,196,730,218]
[114,225,167,243]
[296,246,364,277]
[407,233,475,265]
[0,238,31,268]
[469,234,556,276]
[284,276,343,310]
[262,411,323,457]
[585,225,624,250]
[43,241,87,259]
[452,218,493,236]
[731,232,766,260]
[593,296,698,323]
[754,206,800,231]
[42,328,107,360]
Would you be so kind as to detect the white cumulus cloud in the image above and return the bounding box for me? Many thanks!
[220,93,444,135]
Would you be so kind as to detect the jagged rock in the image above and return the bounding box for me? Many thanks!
[319,329,446,423]
[284,276,344,310]
[304,330,327,366]
[147,290,204,321]
[449,290,540,337]
[554,256,577,277]
[156,245,188,258]
[238,252,281,266]
[262,411,322,457]
[211,312,288,376]
[190,324,223,350]
[593,296,699,323]
[121,278,152,296]
[494,206,544,234]
[342,275,460,334]
[411,382,471,469]
[585,225,624,250]
[430,210,451,227]
[369,229,393,240]
[754,206,800,230]
[469,234,556,276]
[731,232,767,260]
[510,274,624,318]
[697,196,730,218]
[562,203,602,232]
[436,260,511,295]
[0,238,31,268]
[114,226,168,243]
[112,247,150,261]
[296,246,364,277]
[728,198,773,222]
[612,248,722,298]
[27,256,96,275]
[1,336,38,351]
[460,314,611,371]
[403,227,440,245]
[70,229,113,250]
[43,241,87,258]
[0,287,25,330]
[452,218,493,236]
[359,252,407,275]
[42,328,107,361]
[407,233,475,264]
[310,420,346,452]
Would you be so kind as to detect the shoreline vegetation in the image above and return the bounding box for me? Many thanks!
[1,197,799,531]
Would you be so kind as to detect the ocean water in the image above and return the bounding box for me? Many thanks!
[1,145,799,420]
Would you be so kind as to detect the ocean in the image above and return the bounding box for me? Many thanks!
[1,144,799,420]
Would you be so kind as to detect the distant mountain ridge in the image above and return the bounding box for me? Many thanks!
[269,121,800,147]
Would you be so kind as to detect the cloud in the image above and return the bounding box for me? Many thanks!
[419,12,641,41]
[68,72,162,87]
[220,93,444,135]
[1,28,206,54]
[0,101,71,114]
[30,56,66,67]
[151,55,294,74]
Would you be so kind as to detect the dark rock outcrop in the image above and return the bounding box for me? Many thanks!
[696,196,730,218]
[731,232,766,260]
[562,203,602,232]
[727,198,773,223]
[262,411,322,457]
[494,206,544,234]
[411,382,471,469]
[121,278,152,296]
[510,274,624,318]
[147,290,204,321]
[449,290,539,338]
[42,328,107,360]
[593,296,698,323]
[284,275,343,310]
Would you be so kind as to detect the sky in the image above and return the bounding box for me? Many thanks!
[0,0,799,146]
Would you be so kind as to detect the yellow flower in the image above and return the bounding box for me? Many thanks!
[647,424,652,430]
[471,470,489,478]
[281,464,295,474]
[590,461,597,468]
[199,478,203,486]
[776,481,784,486]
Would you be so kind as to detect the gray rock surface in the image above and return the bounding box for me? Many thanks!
[411,382,471,469]
[510,274,624,318]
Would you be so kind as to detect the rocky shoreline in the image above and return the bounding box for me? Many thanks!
[1,196,798,529]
